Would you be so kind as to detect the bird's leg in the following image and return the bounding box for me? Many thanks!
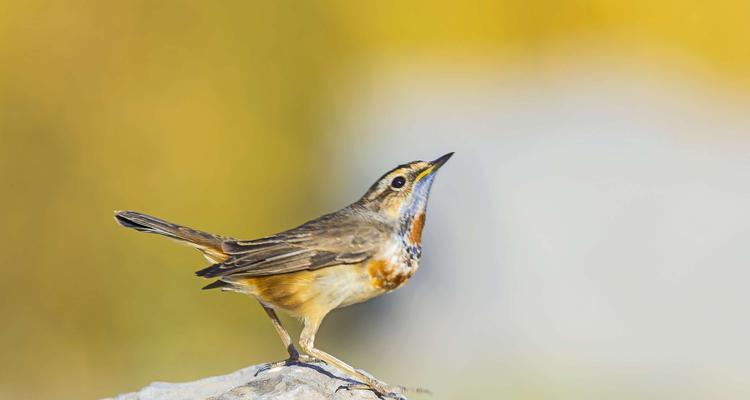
[261,303,301,359]
[254,303,320,376]
[299,316,416,400]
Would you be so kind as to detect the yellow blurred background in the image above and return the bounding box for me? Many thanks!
[2,2,750,399]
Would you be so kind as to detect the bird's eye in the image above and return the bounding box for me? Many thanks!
[391,176,406,189]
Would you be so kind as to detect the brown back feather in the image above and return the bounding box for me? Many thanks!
[196,206,391,278]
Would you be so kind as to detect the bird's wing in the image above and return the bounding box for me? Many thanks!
[195,209,390,278]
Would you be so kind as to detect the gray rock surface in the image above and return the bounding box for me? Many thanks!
[108,362,391,400]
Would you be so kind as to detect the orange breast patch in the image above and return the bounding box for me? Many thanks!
[367,259,413,291]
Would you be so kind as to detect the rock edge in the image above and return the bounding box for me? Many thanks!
[106,361,390,400]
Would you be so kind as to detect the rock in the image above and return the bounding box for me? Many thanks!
[108,361,393,400]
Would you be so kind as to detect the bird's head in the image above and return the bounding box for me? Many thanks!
[359,152,453,232]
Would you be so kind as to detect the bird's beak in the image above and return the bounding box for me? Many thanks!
[430,152,454,170]
[415,152,454,182]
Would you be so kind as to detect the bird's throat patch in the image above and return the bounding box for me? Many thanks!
[408,213,426,245]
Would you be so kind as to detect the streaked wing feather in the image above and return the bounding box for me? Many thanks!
[197,209,389,278]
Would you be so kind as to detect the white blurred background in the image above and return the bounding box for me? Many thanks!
[324,52,750,399]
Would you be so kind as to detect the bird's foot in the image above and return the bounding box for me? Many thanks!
[335,369,431,399]
[254,354,323,376]
[336,383,403,400]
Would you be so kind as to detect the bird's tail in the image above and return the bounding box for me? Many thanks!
[114,210,231,263]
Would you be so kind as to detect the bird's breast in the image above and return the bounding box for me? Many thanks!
[367,257,418,291]
[231,240,419,316]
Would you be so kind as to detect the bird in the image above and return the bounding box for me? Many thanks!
[114,152,453,398]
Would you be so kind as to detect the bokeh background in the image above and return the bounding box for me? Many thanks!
[2,2,749,399]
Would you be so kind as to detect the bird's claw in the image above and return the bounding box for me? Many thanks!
[254,355,324,376]
[336,382,407,400]
[336,372,430,399]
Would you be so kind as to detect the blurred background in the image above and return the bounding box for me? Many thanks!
[1,1,749,399]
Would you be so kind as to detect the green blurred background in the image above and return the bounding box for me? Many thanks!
[2,1,750,399]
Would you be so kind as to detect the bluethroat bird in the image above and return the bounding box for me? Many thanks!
[114,152,453,399]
